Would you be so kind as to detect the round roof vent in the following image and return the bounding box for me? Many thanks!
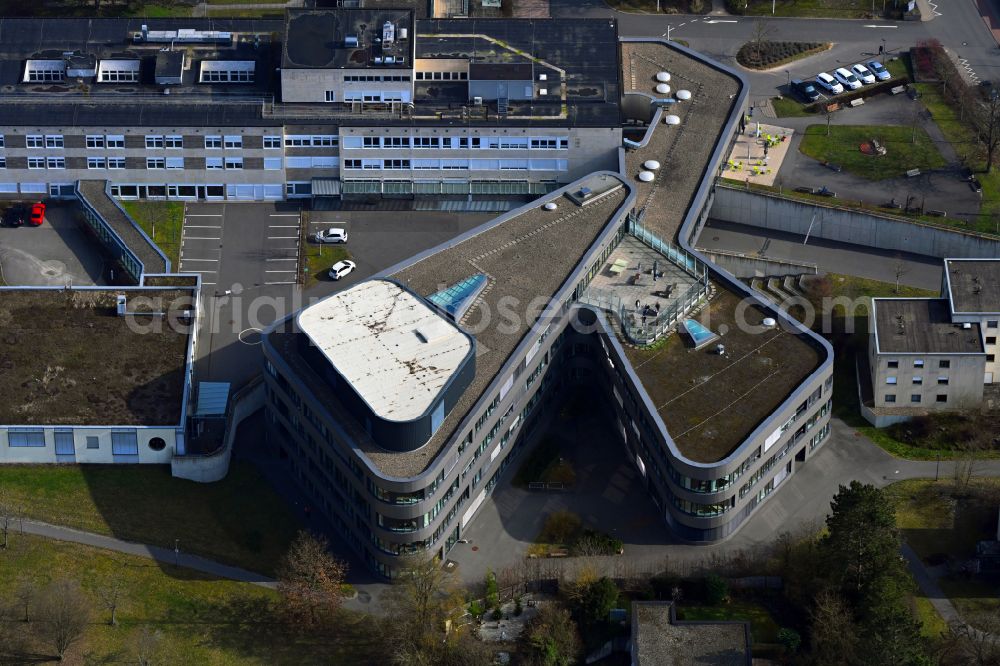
[638,171,655,182]
[655,83,671,94]
[676,89,692,101]
[762,317,777,328]
[656,72,671,83]
[664,114,681,125]
[643,160,661,170]
[543,202,558,211]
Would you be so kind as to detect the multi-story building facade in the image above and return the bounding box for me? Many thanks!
[0,12,622,202]
[944,258,1000,384]
[262,36,835,577]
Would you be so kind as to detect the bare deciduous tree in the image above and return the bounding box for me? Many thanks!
[36,578,92,660]
[96,572,127,626]
[276,530,347,629]
[132,626,164,666]
[14,575,34,622]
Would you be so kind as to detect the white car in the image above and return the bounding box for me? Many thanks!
[851,63,876,85]
[815,72,844,95]
[834,67,862,91]
[328,260,356,280]
[866,60,891,81]
[314,227,348,244]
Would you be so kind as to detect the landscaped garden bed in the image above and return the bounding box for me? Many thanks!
[527,510,624,558]
[736,41,829,70]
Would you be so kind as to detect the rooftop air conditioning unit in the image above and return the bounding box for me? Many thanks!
[473,96,483,105]
[116,294,127,317]
[345,35,359,48]
[962,323,973,329]
[539,73,547,81]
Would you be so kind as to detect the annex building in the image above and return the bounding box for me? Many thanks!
[262,32,834,577]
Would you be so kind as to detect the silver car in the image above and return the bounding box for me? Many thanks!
[314,228,348,244]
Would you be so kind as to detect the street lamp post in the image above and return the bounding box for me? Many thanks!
[174,538,180,566]
[785,70,791,87]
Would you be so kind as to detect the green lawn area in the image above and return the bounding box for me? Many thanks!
[742,0,871,17]
[604,0,706,13]
[772,95,814,118]
[910,594,948,638]
[120,200,184,270]
[303,243,350,287]
[0,463,301,575]
[512,436,575,488]
[798,124,947,180]
[939,577,1000,629]
[675,602,781,644]
[0,534,379,665]
[887,478,1000,562]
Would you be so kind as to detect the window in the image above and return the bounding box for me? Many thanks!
[384,136,408,148]
[87,157,106,169]
[990,354,996,362]
[312,135,337,147]
[0,136,3,148]
[28,157,45,170]
[343,159,361,170]
[164,135,183,149]
[111,431,139,456]
[911,394,922,403]
[205,136,222,149]
[884,394,896,403]
[413,137,439,149]
[325,90,336,102]
[886,377,897,385]
[263,136,281,149]
[937,377,949,385]
[44,135,63,148]
[86,436,99,449]
[148,437,166,451]
[988,320,998,329]
[914,359,924,368]
[46,157,65,169]
[988,337,997,345]
[224,157,243,170]
[146,157,165,169]
[939,359,951,369]
[384,159,410,170]
[206,157,223,170]
[198,61,255,83]
[26,135,43,148]
[165,157,184,169]
[98,60,139,83]
[107,157,125,169]
[0,157,5,169]
[86,135,105,149]
[106,135,125,149]
[363,136,380,148]
[223,135,242,149]
[54,431,75,455]
[24,60,64,82]
[936,395,948,403]
[146,135,164,149]
[912,376,923,385]
[8,428,45,447]
[263,157,282,170]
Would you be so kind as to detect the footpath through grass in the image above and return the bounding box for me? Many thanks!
[0,534,380,665]
[798,124,946,180]
[120,200,184,270]
[0,463,301,575]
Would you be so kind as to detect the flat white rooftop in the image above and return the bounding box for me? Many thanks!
[297,279,472,422]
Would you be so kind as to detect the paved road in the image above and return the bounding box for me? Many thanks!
[18,519,277,588]
[698,218,944,289]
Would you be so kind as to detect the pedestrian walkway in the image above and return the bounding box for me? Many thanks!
[18,519,277,589]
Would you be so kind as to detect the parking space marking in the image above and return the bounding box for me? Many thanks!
[185,225,222,229]
[265,280,296,285]
[185,268,218,274]
[186,214,223,217]
[180,258,218,262]
[265,269,296,274]
[268,235,298,240]
[269,213,300,217]
[268,225,299,229]
[184,236,222,241]
[266,258,297,262]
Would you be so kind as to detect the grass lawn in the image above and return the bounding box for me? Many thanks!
[798,124,947,180]
[772,96,814,118]
[0,463,301,575]
[303,242,350,287]
[675,602,781,644]
[120,200,184,270]
[910,594,949,638]
[742,0,872,17]
[511,436,574,487]
[939,577,1000,629]
[604,0,705,13]
[0,534,379,665]
[887,478,1000,562]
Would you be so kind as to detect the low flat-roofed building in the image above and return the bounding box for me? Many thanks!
[944,258,1000,384]
[0,285,197,463]
[630,601,750,666]
[866,297,987,424]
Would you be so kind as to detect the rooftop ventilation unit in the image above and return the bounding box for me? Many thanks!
[384,56,395,65]
[134,26,232,45]
[116,295,127,317]
[473,96,483,105]
[345,35,359,48]
[962,322,973,330]
[383,21,395,45]
[399,27,408,40]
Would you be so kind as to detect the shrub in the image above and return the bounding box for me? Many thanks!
[491,608,503,621]
[469,600,485,621]
[778,627,802,653]
[514,596,524,617]
[485,570,499,610]
[539,510,582,545]
[704,573,729,605]
[689,0,706,12]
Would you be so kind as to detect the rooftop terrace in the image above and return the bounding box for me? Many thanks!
[623,286,824,464]
[632,602,749,666]
[0,288,194,426]
[945,259,1000,314]
[621,41,740,243]
[873,298,984,355]
[269,175,629,478]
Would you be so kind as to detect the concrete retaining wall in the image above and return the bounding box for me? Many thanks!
[695,248,818,278]
[711,185,1000,259]
[170,379,264,483]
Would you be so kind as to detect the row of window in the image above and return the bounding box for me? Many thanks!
[342,158,568,171]
[884,394,949,404]
[7,428,165,454]
[12,134,335,151]
[343,74,411,82]
[344,135,569,150]
[414,70,468,81]
[885,376,951,385]
[23,157,288,171]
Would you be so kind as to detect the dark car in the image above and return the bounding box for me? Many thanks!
[4,205,26,227]
[791,78,820,102]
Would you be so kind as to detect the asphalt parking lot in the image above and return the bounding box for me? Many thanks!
[0,202,105,286]
[187,202,493,388]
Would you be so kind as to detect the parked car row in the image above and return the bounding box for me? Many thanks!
[790,61,891,102]
[2,202,45,227]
